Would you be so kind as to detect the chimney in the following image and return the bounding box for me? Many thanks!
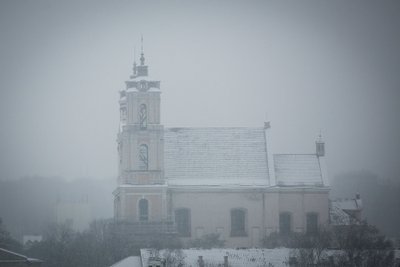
[224,255,228,267]
[316,134,325,157]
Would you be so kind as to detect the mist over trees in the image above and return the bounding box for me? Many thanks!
[0,177,114,240]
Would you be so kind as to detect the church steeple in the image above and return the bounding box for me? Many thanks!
[115,46,165,223]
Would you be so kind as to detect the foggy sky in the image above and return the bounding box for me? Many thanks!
[0,0,399,181]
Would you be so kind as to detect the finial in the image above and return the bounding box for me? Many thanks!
[141,34,143,54]
[317,130,323,142]
[140,34,145,65]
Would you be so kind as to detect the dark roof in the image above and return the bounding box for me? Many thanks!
[0,248,42,263]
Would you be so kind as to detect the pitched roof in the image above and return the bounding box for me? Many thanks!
[109,256,141,267]
[140,248,291,267]
[330,199,362,225]
[332,198,362,211]
[164,127,269,186]
[330,202,352,225]
[273,154,324,186]
[0,248,42,263]
[162,127,327,188]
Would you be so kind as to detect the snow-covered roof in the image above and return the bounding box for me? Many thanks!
[109,256,141,267]
[141,248,291,267]
[164,127,269,186]
[163,128,328,188]
[126,87,139,93]
[129,75,158,82]
[330,199,363,225]
[273,154,324,186]
[332,198,362,211]
[330,201,352,225]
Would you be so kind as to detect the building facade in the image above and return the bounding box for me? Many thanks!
[113,50,330,247]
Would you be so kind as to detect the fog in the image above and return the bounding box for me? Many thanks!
[0,0,399,182]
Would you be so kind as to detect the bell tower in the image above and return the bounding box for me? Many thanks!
[114,38,168,225]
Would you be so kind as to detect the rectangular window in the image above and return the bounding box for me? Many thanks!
[306,213,318,234]
[231,209,246,237]
[175,209,191,237]
[279,213,291,235]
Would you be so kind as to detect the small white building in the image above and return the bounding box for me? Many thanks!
[113,47,330,247]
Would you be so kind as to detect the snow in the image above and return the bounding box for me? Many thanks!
[148,87,161,92]
[164,127,270,186]
[330,201,352,225]
[163,128,328,188]
[129,75,158,82]
[141,248,291,267]
[109,256,141,267]
[126,87,139,93]
[333,199,362,211]
[273,154,324,186]
[167,178,268,187]
[117,184,168,188]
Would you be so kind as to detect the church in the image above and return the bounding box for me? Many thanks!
[113,47,330,248]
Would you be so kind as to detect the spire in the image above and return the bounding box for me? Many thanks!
[140,34,145,66]
[133,46,137,76]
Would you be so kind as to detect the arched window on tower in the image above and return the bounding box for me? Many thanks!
[139,144,148,170]
[139,104,147,129]
[139,198,149,221]
[231,208,246,237]
[175,208,191,237]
